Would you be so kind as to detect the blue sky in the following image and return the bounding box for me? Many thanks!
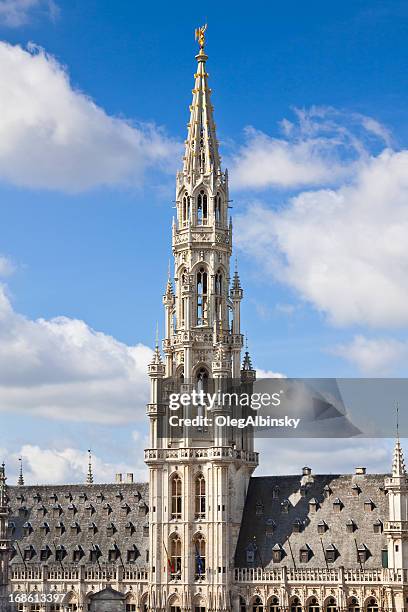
[0,0,407,483]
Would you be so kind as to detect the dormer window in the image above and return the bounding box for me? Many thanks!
[23,545,35,561]
[88,522,97,535]
[265,518,275,537]
[40,522,50,534]
[346,519,356,534]
[85,503,95,516]
[333,498,343,512]
[89,545,101,563]
[64,491,73,501]
[125,521,135,535]
[103,503,112,515]
[32,492,41,502]
[106,522,116,536]
[108,545,120,562]
[70,521,81,534]
[73,546,84,563]
[18,506,27,517]
[67,503,77,515]
[255,501,263,516]
[373,519,383,534]
[134,490,141,501]
[364,499,375,512]
[325,544,337,563]
[16,493,25,502]
[23,522,32,536]
[323,484,332,498]
[52,503,63,517]
[55,521,65,535]
[280,499,290,514]
[272,544,284,563]
[138,501,148,516]
[299,545,311,563]
[143,524,149,537]
[49,493,58,502]
[351,484,361,497]
[96,492,104,502]
[245,544,255,564]
[121,503,131,515]
[127,546,140,563]
[292,519,302,533]
[357,544,370,563]
[78,492,87,502]
[196,268,208,326]
[317,520,328,534]
[55,545,66,562]
[37,504,47,517]
[272,485,280,499]
[40,546,51,562]
[115,491,123,500]
[309,498,319,513]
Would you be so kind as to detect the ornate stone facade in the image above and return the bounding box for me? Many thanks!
[1,27,408,612]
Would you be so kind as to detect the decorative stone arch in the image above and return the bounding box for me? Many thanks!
[305,596,321,611]
[169,473,182,520]
[347,597,361,612]
[238,594,247,612]
[289,596,303,612]
[249,595,264,612]
[140,592,149,612]
[364,597,379,612]
[323,596,338,612]
[266,595,281,611]
[168,593,182,612]
[192,593,207,612]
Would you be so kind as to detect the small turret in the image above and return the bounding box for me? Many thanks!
[148,327,165,379]
[241,349,256,385]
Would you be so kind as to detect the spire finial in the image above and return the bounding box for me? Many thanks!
[396,401,400,439]
[18,456,24,486]
[245,332,248,352]
[155,322,159,349]
[86,449,94,485]
[195,24,207,51]
[0,462,7,507]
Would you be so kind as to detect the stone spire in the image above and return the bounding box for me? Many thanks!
[17,457,24,486]
[183,24,221,181]
[392,438,406,477]
[86,449,94,485]
[0,463,7,509]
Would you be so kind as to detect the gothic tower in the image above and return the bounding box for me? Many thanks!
[385,437,408,569]
[145,26,258,612]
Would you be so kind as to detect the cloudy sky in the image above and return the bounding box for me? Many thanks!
[0,0,407,484]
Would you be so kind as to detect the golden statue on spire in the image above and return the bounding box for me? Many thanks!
[195,24,207,50]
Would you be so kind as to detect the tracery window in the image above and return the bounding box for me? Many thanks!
[252,597,263,612]
[195,474,206,518]
[325,598,338,612]
[239,596,247,612]
[366,598,378,612]
[307,598,320,612]
[348,598,360,612]
[171,474,182,519]
[215,270,222,321]
[269,597,280,612]
[290,598,302,612]
[215,192,222,223]
[197,190,208,225]
[182,193,190,226]
[197,267,208,325]
[194,533,206,579]
[170,534,182,578]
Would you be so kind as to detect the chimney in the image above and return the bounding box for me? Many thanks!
[126,473,134,484]
[115,473,122,483]
[355,467,366,475]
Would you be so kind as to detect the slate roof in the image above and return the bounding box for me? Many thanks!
[235,472,389,569]
[6,483,149,567]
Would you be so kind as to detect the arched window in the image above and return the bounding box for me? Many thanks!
[239,596,247,612]
[325,598,338,612]
[290,598,302,612]
[196,367,208,392]
[171,474,182,519]
[169,534,182,579]
[197,268,208,325]
[308,598,320,612]
[195,474,206,518]
[366,599,378,612]
[197,190,208,225]
[348,598,360,612]
[215,192,222,224]
[269,597,280,612]
[194,533,206,579]
[182,193,190,226]
[215,270,222,322]
[252,597,263,612]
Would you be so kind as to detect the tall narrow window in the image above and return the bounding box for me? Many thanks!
[170,535,182,579]
[194,534,206,579]
[197,190,208,225]
[347,598,360,612]
[366,599,378,612]
[215,192,222,224]
[307,599,320,612]
[215,270,222,322]
[269,597,280,612]
[171,474,182,519]
[197,268,208,325]
[290,599,302,612]
[182,193,190,226]
[195,474,206,519]
[326,599,338,612]
[240,597,247,612]
[252,597,263,612]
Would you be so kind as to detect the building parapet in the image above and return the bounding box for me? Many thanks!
[233,567,408,585]
[10,564,148,583]
[144,447,258,465]
[385,520,408,532]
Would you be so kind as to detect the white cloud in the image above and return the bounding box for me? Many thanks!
[0,255,15,276]
[0,284,152,423]
[256,437,392,476]
[0,41,180,191]
[229,107,388,190]
[6,443,148,485]
[0,0,58,27]
[332,335,408,375]
[235,148,408,327]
